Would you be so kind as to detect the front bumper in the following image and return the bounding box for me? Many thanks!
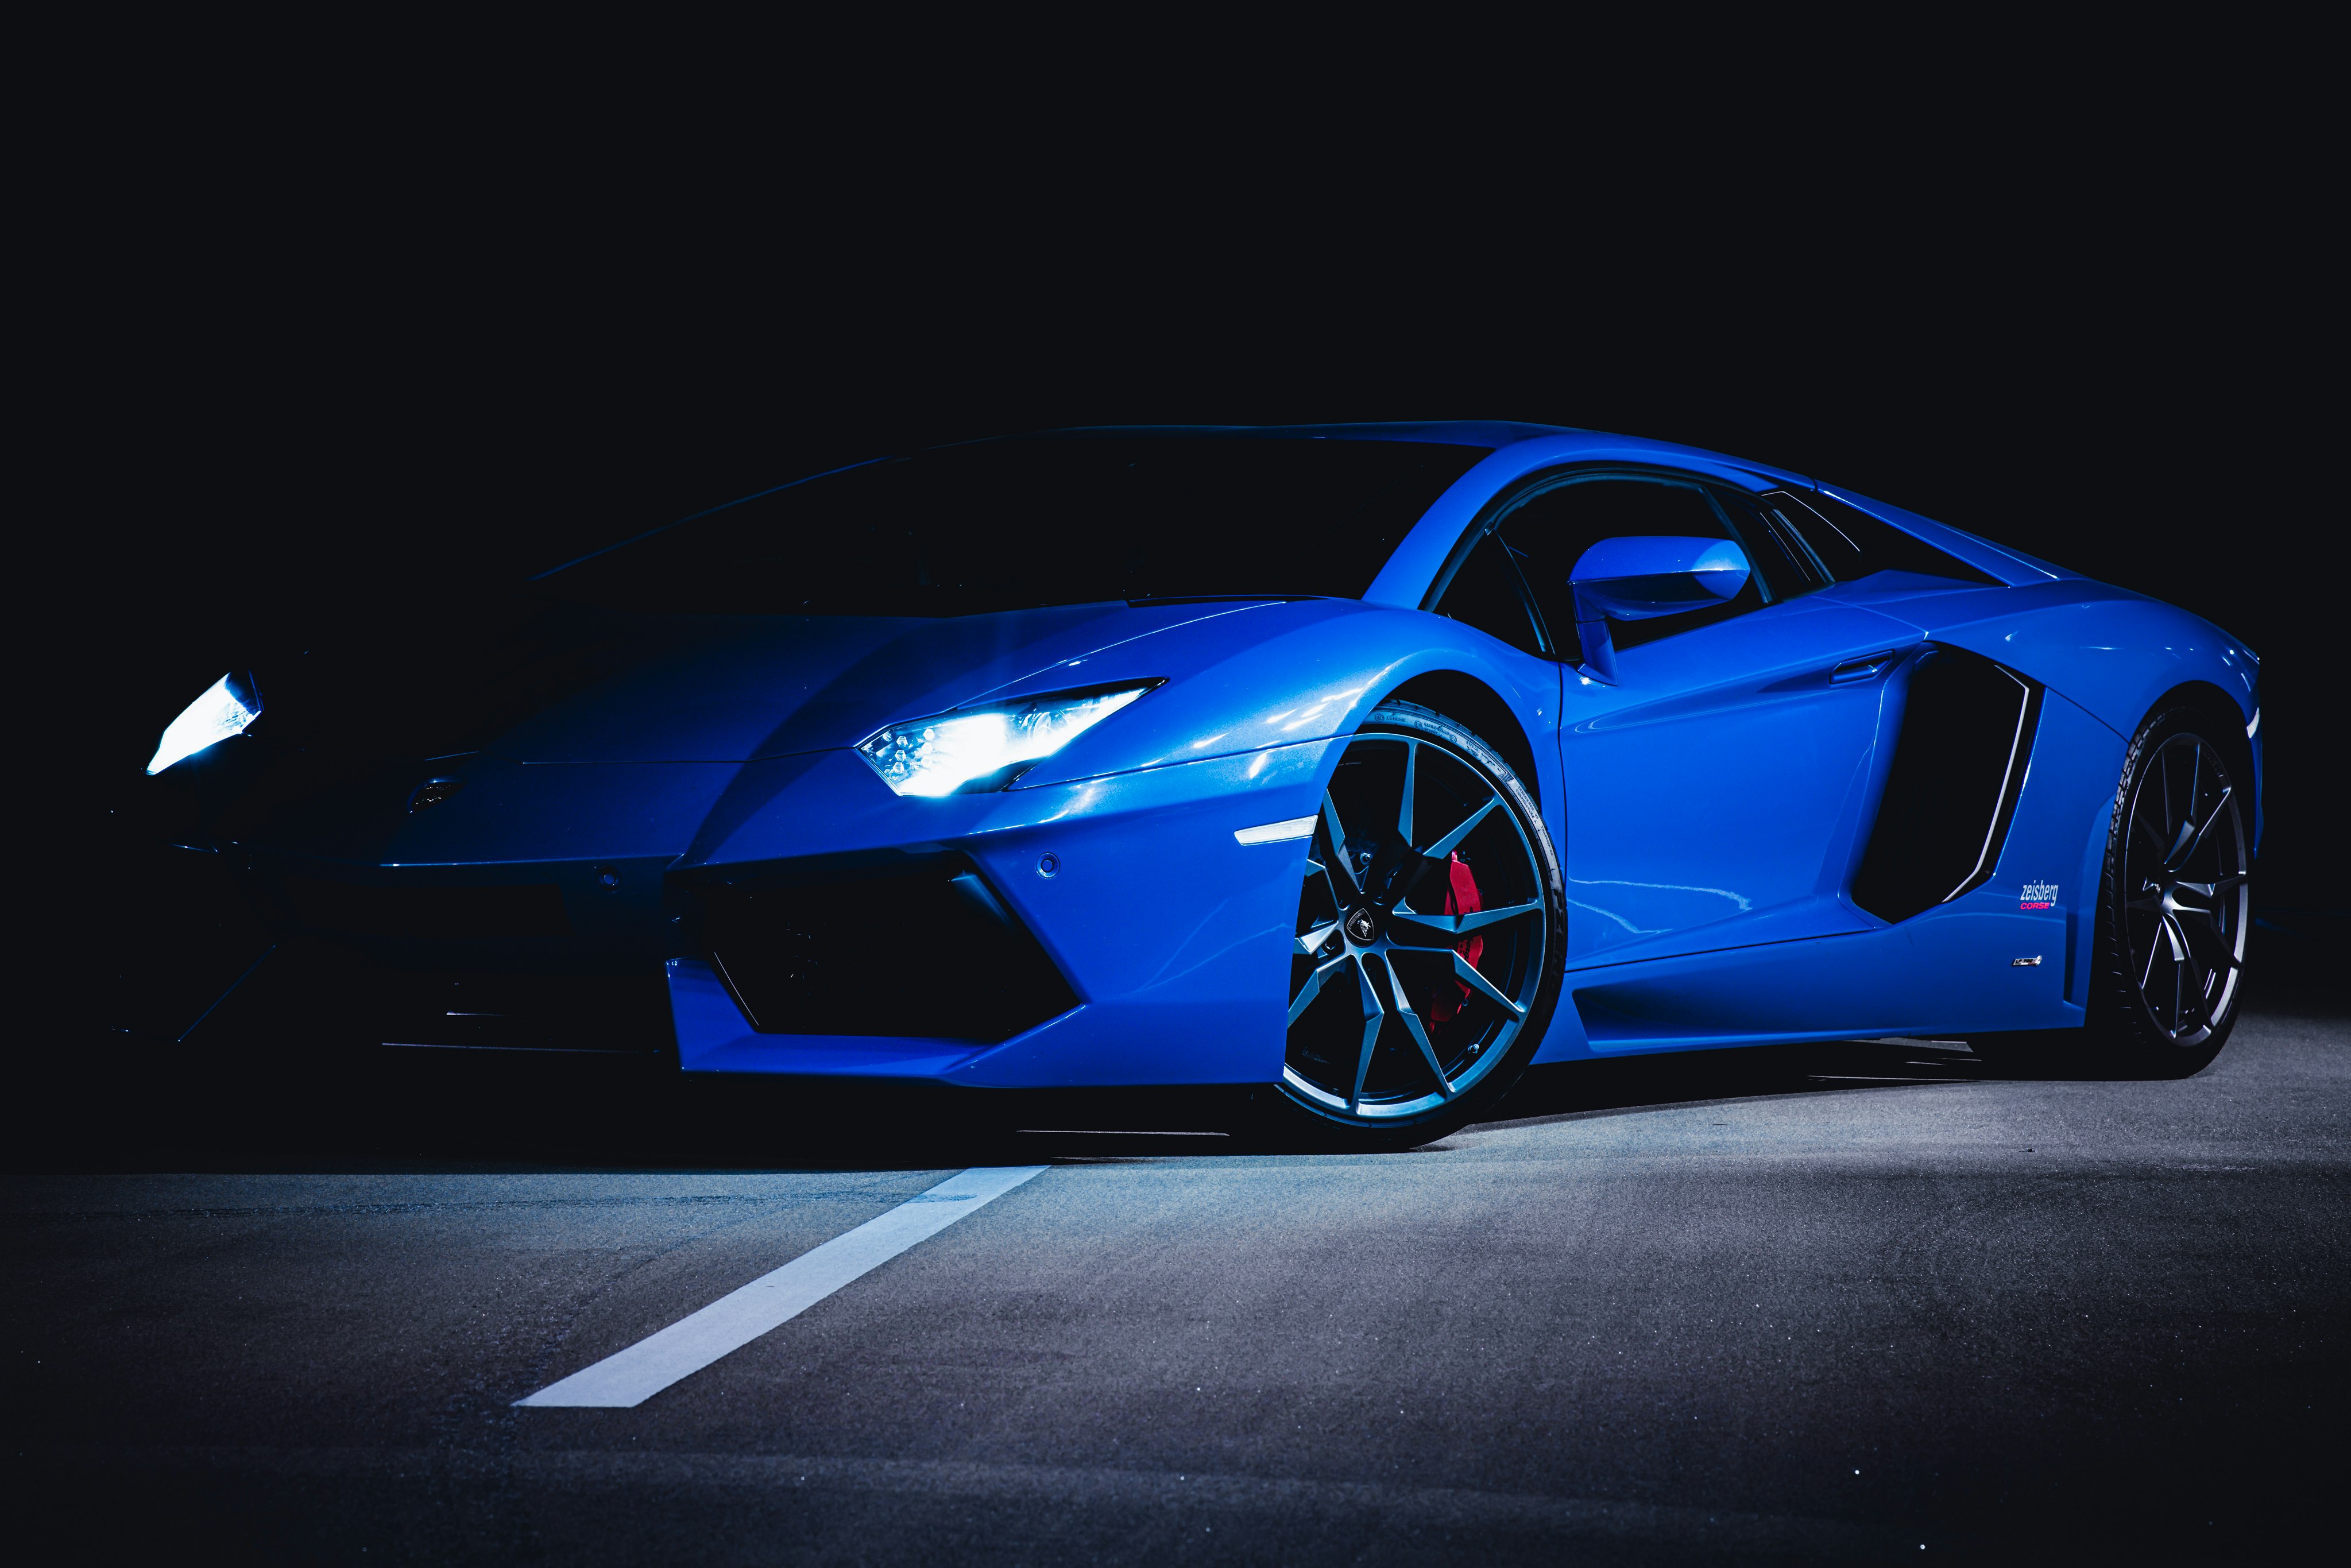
[123,740,1334,1089]
[667,741,1332,1087]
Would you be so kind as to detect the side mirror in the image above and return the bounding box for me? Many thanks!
[1567,535,1751,683]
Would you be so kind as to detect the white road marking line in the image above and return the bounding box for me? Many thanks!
[516,1165,1049,1409]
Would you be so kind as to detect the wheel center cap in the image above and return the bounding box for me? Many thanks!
[1345,907,1381,944]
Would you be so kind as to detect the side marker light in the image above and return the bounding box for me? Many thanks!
[1235,816,1316,845]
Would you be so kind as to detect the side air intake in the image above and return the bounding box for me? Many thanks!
[695,858,1078,1043]
[1852,645,2043,924]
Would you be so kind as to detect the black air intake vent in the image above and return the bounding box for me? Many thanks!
[697,859,1078,1043]
[1853,645,2043,924]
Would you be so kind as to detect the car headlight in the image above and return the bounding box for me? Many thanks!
[855,681,1162,797]
[146,672,262,775]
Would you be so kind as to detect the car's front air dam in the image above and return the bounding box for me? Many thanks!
[669,738,1337,1087]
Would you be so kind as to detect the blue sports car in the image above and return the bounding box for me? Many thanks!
[119,424,2261,1146]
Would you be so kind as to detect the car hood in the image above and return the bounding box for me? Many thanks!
[252,593,1289,764]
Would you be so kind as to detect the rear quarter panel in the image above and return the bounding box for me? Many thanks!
[1862,579,2261,857]
[1881,579,2257,737]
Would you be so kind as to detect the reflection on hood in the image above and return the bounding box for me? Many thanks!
[252,591,1205,763]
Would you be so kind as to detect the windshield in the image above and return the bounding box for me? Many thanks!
[538,435,1490,615]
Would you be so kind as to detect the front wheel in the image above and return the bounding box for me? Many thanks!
[1261,701,1565,1149]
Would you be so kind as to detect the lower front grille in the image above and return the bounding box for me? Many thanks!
[359,969,674,1053]
[697,860,1078,1043]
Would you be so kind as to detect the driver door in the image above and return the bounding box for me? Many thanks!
[1498,471,1920,975]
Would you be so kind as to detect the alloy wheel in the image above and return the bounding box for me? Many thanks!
[1282,729,1550,1122]
[2119,731,2249,1046]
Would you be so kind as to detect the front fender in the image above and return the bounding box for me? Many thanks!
[1010,602,1558,798]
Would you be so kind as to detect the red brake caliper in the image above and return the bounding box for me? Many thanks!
[1427,852,1483,1025]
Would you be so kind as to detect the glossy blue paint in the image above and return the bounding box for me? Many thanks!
[126,421,2263,1087]
[492,601,1278,764]
[670,958,988,1077]
[1845,577,2256,734]
[2011,692,2130,1004]
[1566,904,2078,1051]
[1567,536,1756,684]
[1568,536,1753,618]
[1361,431,1812,610]
[1561,683,2121,1053]
[1557,594,1919,965]
[1006,603,1560,793]
[668,742,1331,1086]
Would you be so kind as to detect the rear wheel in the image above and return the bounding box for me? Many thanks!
[1974,705,2251,1078]
[1265,702,1564,1149]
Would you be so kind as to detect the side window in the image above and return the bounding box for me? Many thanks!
[1761,490,2002,587]
[1720,490,1830,598]
[1497,475,1769,655]
[1433,530,1546,656]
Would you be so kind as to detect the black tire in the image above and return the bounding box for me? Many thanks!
[1973,703,2251,1079]
[1254,700,1566,1151]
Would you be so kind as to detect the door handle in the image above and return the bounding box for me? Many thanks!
[1831,651,1898,683]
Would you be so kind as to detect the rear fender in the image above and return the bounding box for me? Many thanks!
[1861,581,2263,879]
[1878,580,2257,738]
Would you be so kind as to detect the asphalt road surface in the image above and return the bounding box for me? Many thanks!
[11,1008,2346,1565]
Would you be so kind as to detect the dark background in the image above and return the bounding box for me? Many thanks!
[32,118,2340,955]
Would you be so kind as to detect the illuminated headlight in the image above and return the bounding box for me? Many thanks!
[855,682,1161,797]
[146,672,262,775]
